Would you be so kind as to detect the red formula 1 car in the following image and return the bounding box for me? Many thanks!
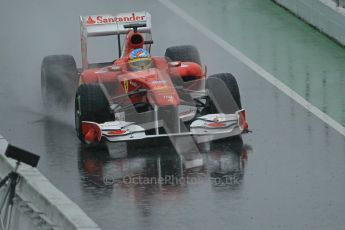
[41,11,248,144]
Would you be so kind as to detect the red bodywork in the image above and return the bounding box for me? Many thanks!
[79,31,204,107]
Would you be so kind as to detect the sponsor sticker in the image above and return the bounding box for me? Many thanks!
[85,13,146,25]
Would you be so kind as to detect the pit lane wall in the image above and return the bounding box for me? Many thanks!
[273,0,345,46]
[0,134,101,230]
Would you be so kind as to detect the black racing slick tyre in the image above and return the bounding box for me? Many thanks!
[75,84,114,143]
[165,45,201,65]
[205,73,242,114]
[41,55,78,111]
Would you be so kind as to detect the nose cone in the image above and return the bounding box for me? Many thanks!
[142,69,181,107]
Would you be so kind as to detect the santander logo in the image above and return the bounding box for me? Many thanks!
[86,13,146,25]
[86,16,96,24]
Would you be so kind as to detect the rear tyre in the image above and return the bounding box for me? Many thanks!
[205,73,242,114]
[165,45,201,65]
[75,84,114,143]
[41,55,78,111]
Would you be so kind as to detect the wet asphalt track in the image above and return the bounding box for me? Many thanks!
[1,0,345,229]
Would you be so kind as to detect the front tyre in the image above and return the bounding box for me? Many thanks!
[75,84,114,143]
[204,73,242,114]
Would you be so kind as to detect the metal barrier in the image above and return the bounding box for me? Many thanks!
[273,0,345,46]
[332,0,345,7]
[0,137,101,230]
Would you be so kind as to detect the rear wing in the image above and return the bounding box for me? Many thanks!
[80,12,152,69]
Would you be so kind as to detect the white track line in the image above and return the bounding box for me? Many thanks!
[158,0,345,137]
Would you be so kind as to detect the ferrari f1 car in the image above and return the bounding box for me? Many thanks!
[41,12,248,144]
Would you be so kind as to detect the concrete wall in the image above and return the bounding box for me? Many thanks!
[0,135,101,230]
[273,0,345,46]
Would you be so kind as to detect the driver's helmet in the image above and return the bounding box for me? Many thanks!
[128,48,152,71]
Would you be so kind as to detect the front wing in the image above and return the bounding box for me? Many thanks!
[81,110,248,144]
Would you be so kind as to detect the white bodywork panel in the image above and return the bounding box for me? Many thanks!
[190,113,238,133]
[100,121,146,142]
